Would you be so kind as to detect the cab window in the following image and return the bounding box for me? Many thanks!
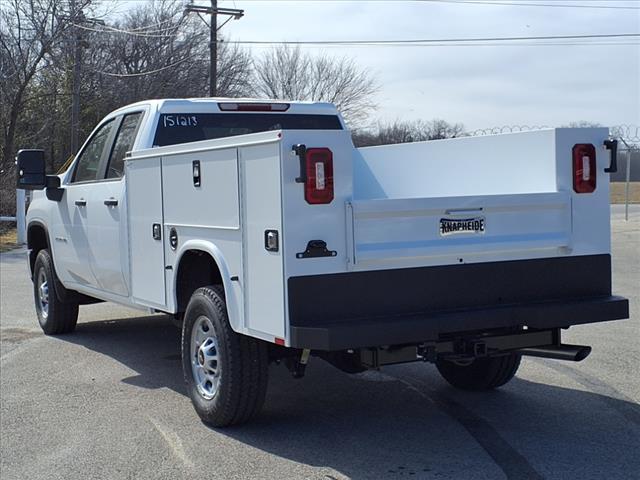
[153,113,342,147]
[72,119,116,183]
[106,112,143,179]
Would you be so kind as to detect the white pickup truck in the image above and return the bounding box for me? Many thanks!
[17,98,629,426]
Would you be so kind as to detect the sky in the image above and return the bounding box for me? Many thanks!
[114,0,640,131]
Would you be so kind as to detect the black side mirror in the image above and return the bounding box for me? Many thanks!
[16,149,60,190]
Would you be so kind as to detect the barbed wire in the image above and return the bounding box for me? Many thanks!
[470,124,640,145]
[611,125,640,145]
[470,125,551,135]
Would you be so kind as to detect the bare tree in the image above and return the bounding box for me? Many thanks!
[76,2,254,138]
[252,46,378,127]
[0,0,90,170]
[217,40,253,97]
[352,119,466,147]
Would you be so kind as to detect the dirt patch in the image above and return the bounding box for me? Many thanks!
[611,182,640,204]
[0,327,42,343]
[0,226,18,253]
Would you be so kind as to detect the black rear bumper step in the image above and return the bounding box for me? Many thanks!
[289,295,629,351]
[518,344,592,362]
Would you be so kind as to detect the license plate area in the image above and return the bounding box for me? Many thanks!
[440,217,486,236]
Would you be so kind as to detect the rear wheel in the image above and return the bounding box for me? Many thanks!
[33,249,78,335]
[181,286,268,427]
[436,354,521,391]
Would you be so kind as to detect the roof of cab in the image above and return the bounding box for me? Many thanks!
[110,98,340,117]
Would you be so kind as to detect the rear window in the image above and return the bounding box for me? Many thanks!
[153,113,343,147]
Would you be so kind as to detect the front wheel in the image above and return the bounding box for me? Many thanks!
[181,286,268,427]
[33,249,78,335]
[436,353,521,391]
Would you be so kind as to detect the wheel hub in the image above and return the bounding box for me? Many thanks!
[197,348,205,367]
[190,316,221,400]
[37,270,49,319]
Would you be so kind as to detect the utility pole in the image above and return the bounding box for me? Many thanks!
[210,0,217,97]
[70,0,80,154]
[185,2,244,97]
[66,4,104,155]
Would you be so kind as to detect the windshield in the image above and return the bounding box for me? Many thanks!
[153,113,343,147]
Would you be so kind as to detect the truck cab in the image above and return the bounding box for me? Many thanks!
[17,98,629,426]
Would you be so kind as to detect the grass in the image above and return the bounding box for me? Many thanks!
[611,182,640,204]
[0,225,18,253]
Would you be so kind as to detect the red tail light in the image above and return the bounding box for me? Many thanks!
[572,144,596,194]
[304,148,334,204]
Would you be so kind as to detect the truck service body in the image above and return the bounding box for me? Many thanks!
[18,98,629,426]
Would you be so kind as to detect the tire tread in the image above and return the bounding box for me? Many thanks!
[436,353,521,391]
[182,285,268,427]
[34,249,78,335]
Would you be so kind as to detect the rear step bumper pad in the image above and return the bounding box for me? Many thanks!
[289,295,629,350]
[288,255,628,351]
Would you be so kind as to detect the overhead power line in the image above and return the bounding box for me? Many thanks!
[218,33,640,46]
[94,52,199,77]
[207,0,640,9]
[242,42,640,49]
[72,22,180,38]
[422,0,640,10]
[124,17,177,32]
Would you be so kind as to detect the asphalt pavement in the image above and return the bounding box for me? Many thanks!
[1,205,638,480]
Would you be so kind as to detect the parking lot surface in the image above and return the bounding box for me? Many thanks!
[1,205,638,480]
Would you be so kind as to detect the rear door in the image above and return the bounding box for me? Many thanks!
[86,112,144,297]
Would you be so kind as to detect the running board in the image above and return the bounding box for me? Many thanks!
[518,344,592,362]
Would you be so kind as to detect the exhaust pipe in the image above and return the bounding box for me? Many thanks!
[518,344,591,362]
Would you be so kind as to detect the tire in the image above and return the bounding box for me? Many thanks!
[436,353,521,391]
[33,249,79,335]
[181,286,268,427]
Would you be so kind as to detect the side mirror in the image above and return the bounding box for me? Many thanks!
[16,149,60,190]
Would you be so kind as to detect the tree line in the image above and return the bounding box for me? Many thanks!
[1,0,465,214]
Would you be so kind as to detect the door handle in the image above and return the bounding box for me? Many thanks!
[75,199,87,207]
[445,208,483,215]
[104,198,118,207]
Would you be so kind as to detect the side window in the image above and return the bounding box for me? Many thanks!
[73,120,116,183]
[106,112,143,179]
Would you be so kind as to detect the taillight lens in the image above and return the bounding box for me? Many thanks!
[572,144,596,194]
[304,148,334,204]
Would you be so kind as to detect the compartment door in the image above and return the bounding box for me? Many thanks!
[349,192,571,268]
[126,156,166,307]
[240,144,285,338]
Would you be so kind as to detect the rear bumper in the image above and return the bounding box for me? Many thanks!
[287,255,630,350]
[290,295,629,350]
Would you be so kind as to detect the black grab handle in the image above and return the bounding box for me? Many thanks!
[604,139,618,173]
[293,144,307,183]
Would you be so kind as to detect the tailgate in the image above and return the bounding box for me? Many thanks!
[346,192,571,268]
